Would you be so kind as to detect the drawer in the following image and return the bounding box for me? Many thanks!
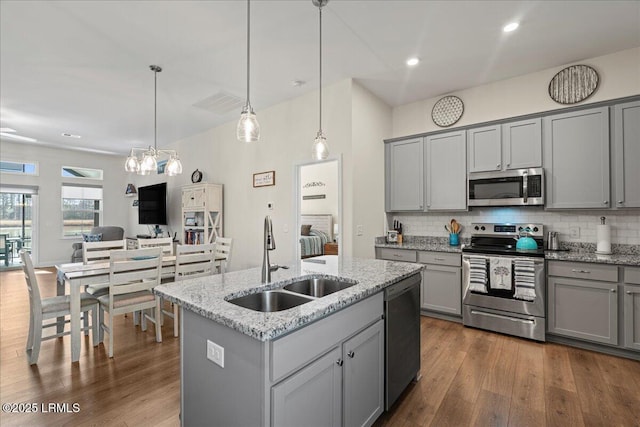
[377,248,416,263]
[417,251,461,267]
[623,267,640,285]
[547,261,618,282]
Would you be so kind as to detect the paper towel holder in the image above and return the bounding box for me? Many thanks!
[595,216,612,255]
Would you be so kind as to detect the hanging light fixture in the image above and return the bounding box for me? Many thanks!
[237,0,260,142]
[124,65,183,176]
[312,0,329,160]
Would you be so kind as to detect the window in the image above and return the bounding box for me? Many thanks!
[61,166,103,180]
[61,184,103,237]
[0,160,38,175]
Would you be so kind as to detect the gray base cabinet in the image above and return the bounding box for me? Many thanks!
[421,265,461,315]
[623,267,640,350]
[613,100,640,208]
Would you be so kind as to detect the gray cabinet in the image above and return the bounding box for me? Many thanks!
[424,131,467,211]
[343,320,384,427]
[417,251,462,316]
[547,261,618,345]
[502,118,542,169]
[272,347,342,427]
[467,125,501,172]
[385,138,423,211]
[623,267,640,351]
[613,101,640,208]
[544,107,610,209]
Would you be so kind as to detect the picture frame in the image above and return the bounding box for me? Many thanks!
[185,217,196,226]
[132,199,139,207]
[253,170,275,187]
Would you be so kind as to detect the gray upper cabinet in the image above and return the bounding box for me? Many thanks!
[502,118,542,169]
[385,138,423,211]
[467,125,501,172]
[424,131,467,211]
[613,101,640,209]
[544,107,610,209]
[468,119,542,173]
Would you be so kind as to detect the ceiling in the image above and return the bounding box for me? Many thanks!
[1,0,639,156]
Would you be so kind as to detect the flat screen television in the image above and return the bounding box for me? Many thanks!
[138,183,167,225]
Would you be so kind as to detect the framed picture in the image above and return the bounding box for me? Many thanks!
[132,199,139,207]
[253,170,275,187]
[185,217,196,226]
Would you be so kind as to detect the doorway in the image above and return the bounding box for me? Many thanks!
[295,158,342,260]
[0,191,36,270]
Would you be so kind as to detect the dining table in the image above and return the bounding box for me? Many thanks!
[55,254,224,363]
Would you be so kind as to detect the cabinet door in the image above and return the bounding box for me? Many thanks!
[343,320,384,427]
[421,264,462,315]
[614,101,640,208]
[424,131,467,211]
[544,107,610,209]
[385,139,424,211]
[623,285,640,351]
[502,118,542,169]
[547,276,618,345]
[182,187,206,209]
[272,346,342,427]
[467,125,501,172]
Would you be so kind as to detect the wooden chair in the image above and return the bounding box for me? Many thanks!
[214,237,233,273]
[137,237,174,256]
[0,234,10,266]
[162,243,216,337]
[83,239,127,297]
[97,247,163,358]
[20,250,100,365]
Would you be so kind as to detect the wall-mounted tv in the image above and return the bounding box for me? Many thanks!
[138,182,167,225]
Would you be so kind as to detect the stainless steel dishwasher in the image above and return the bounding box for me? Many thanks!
[384,273,421,410]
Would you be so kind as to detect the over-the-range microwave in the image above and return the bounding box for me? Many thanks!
[468,167,544,207]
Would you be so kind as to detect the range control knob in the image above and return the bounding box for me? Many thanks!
[474,226,479,231]
[480,226,486,231]
[518,226,523,231]
[533,227,539,232]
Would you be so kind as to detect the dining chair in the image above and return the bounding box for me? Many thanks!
[98,247,163,358]
[83,239,127,297]
[214,237,233,273]
[0,234,9,267]
[162,243,216,337]
[137,237,174,256]
[20,250,100,365]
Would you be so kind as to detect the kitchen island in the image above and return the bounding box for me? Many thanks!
[155,256,423,427]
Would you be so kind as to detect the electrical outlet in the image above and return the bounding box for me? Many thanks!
[207,340,224,368]
[569,226,580,238]
[283,223,288,233]
[356,225,364,236]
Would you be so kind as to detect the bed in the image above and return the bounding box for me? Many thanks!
[300,214,333,258]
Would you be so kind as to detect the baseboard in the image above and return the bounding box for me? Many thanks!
[420,310,462,323]
[546,334,640,361]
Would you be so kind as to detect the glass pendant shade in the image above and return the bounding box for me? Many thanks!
[165,156,183,176]
[139,150,157,175]
[312,131,329,160]
[125,153,140,173]
[237,106,260,142]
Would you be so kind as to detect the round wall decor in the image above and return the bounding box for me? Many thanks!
[548,64,599,105]
[191,169,203,183]
[431,95,464,127]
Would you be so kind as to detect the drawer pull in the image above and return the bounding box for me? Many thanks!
[571,269,591,274]
[434,258,445,261]
[626,291,632,294]
[610,288,616,293]
[336,359,343,367]
[347,351,355,358]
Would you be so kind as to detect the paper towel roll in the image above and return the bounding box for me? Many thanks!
[596,224,611,254]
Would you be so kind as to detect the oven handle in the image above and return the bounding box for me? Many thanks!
[522,171,528,203]
[471,310,535,325]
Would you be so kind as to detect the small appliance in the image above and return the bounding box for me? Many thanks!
[468,167,544,207]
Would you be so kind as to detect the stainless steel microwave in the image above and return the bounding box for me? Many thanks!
[468,167,544,206]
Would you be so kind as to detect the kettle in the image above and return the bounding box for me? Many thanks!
[516,228,538,250]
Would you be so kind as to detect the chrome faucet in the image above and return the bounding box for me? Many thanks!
[262,216,287,282]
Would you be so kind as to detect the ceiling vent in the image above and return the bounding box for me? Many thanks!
[193,91,245,115]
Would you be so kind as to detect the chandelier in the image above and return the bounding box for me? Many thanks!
[125,65,183,176]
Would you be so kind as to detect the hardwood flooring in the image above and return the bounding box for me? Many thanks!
[1,268,639,426]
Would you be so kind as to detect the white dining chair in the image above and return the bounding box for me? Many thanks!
[83,239,127,297]
[214,237,233,273]
[137,237,174,256]
[20,250,100,365]
[98,247,163,358]
[162,243,216,337]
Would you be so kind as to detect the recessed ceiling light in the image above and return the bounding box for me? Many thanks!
[62,133,82,138]
[406,57,420,67]
[503,22,519,32]
[0,132,37,142]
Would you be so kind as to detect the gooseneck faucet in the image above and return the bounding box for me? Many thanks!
[262,216,287,282]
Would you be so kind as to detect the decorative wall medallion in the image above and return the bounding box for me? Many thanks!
[431,95,464,127]
[548,64,599,105]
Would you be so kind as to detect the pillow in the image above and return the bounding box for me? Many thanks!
[301,225,312,236]
[82,233,103,242]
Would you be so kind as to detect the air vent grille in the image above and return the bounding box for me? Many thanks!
[193,91,245,115]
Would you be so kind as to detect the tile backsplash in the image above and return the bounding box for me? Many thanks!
[389,207,640,245]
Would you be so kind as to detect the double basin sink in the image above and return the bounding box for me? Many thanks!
[228,278,355,312]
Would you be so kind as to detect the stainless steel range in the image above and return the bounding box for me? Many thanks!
[462,223,546,341]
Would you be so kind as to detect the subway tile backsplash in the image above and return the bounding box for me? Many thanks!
[389,207,640,245]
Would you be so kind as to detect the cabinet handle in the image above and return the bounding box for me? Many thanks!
[571,269,590,274]
[496,164,501,169]
[603,201,608,205]
[336,359,343,366]
[347,351,355,358]
[610,288,616,293]
[627,291,633,294]
[618,201,624,204]
[506,163,510,167]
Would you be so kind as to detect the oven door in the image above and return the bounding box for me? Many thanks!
[462,254,545,317]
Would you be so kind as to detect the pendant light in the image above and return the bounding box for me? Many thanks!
[125,65,183,176]
[237,0,260,142]
[312,0,329,160]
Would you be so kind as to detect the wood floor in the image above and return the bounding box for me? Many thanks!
[1,268,639,427]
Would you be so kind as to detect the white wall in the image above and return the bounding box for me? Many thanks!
[0,140,129,266]
[300,161,338,221]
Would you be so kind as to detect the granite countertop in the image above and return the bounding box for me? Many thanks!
[154,256,423,342]
[544,250,640,266]
[375,236,464,253]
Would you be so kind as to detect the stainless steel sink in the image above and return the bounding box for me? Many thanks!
[283,278,355,298]
[227,290,314,312]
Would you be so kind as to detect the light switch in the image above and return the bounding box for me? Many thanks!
[207,340,224,368]
[356,225,364,236]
